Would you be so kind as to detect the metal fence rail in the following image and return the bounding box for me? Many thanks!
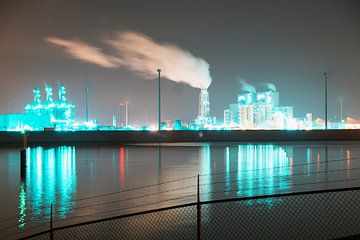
[20,186,360,240]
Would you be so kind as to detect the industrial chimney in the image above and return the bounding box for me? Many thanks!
[196,89,212,126]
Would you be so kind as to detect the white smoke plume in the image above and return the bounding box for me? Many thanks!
[45,37,122,68]
[264,83,277,92]
[46,31,212,89]
[108,32,211,89]
[238,79,256,93]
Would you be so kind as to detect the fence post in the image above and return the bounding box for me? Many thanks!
[50,204,54,240]
[23,133,28,149]
[20,148,26,180]
[20,133,27,180]
[197,174,201,240]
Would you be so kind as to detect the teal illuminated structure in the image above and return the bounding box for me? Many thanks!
[24,84,75,130]
[0,81,356,131]
[225,90,295,129]
[0,83,75,131]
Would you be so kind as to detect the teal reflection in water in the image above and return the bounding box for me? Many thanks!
[18,181,27,229]
[200,144,211,199]
[200,144,292,201]
[236,145,292,197]
[20,146,77,228]
[307,148,311,176]
[225,147,230,193]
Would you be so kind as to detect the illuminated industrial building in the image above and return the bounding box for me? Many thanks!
[0,84,75,131]
[224,90,294,129]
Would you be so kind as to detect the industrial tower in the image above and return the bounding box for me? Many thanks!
[196,89,212,126]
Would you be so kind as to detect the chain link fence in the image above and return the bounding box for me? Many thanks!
[53,205,197,240]
[19,187,360,240]
[201,189,360,239]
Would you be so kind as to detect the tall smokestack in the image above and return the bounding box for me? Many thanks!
[199,89,210,119]
[196,89,211,126]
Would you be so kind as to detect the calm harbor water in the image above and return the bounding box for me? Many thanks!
[1,142,360,238]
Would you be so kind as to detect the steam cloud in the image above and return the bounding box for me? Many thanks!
[45,37,122,68]
[46,31,212,89]
[238,79,256,93]
[264,83,277,92]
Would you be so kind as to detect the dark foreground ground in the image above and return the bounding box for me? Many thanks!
[1,129,360,146]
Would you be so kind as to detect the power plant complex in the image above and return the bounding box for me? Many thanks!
[0,84,76,131]
[224,91,295,129]
[0,83,356,131]
[195,88,305,130]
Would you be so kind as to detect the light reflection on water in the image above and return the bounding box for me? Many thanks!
[19,146,77,228]
[18,182,26,228]
[200,145,291,201]
[0,143,358,236]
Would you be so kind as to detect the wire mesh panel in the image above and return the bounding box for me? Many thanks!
[1,223,49,240]
[201,190,360,240]
[23,189,360,240]
[26,205,198,240]
[22,231,51,240]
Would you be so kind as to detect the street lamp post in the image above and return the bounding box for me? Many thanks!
[125,101,129,127]
[324,73,328,130]
[145,104,148,126]
[6,101,10,114]
[85,88,89,122]
[157,69,161,131]
[340,97,343,122]
[119,102,124,127]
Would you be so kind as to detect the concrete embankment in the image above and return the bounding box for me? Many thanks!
[0,130,360,146]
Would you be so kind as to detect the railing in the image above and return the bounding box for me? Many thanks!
[13,186,360,240]
[2,156,360,240]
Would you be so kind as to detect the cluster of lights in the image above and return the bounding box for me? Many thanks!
[0,84,359,132]
[192,89,357,131]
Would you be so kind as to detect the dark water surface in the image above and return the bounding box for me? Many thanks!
[1,142,360,239]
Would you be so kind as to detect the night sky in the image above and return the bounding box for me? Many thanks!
[1,0,359,125]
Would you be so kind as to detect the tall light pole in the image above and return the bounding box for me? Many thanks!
[6,100,10,114]
[340,97,343,122]
[324,72,328,130]
[125,101,129,126]
[145,104,148,126]
[157,69,161,131]
[85,88,89,122]
[119,102,124,127]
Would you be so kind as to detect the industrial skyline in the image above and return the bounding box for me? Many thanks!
[0,75,352,130]
[0,80,357,131]
[1,0,359,125]
[2,2,360,239]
